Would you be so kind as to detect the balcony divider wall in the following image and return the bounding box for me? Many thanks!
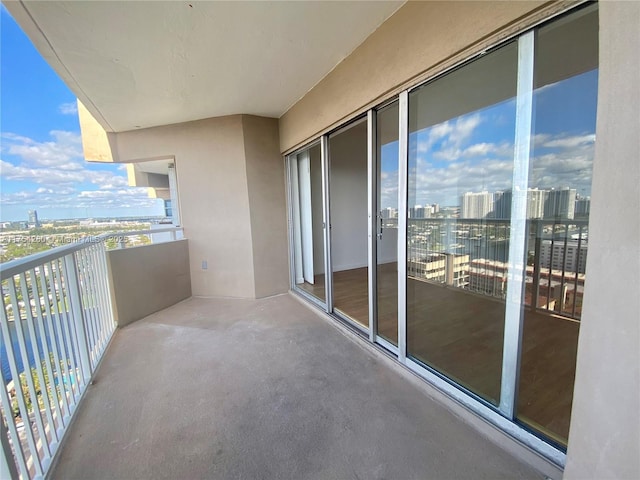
[286,3,597,467]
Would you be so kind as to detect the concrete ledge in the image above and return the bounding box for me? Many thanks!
[107,239,191,327]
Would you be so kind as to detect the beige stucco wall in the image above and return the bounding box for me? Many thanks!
[107,239,191,327]
[242,115,290,298]
[279,0,560,153]
[112,116,257,298]
[103,114,288,299]
[564,2,640,479]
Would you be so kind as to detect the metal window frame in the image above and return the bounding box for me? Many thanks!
[367,109,378,343]
[500,30,535,418]
[321,135,333,314]
[326,114,369,329]
[285,139,328,310]
[397,91,409,363]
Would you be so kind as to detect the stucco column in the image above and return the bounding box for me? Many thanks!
[564,2,640,478]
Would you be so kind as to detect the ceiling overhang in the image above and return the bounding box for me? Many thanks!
[4,0,404,133]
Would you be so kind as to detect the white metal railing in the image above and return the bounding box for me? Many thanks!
[0,227,183,479]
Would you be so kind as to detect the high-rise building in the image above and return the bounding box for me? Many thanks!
[28,209,40,228]
[544,187,577,220]
[492,190,511,219]
[492,189,546,219]
[540,239,588,273]
[461,191,493,218]
[381,207,397,219]
[575,195,591,217]
[409,205,425,218]
[527,188,547,219]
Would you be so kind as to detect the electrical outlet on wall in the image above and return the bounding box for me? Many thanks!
[201,260,208,270]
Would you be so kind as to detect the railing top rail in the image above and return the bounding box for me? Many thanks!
[408,217,590,226]
[0,226,184,280]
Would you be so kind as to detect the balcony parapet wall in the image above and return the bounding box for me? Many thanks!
[107,239,191,327]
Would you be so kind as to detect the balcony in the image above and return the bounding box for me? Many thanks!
[0,227,563,479]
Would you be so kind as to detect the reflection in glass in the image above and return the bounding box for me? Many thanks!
[376,102,399,345]
[290,144,326,303]
[517,5,598,447]
[329,120,369,327]
[406,41,518,406]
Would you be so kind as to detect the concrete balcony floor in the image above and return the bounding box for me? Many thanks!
[51,294,544,479]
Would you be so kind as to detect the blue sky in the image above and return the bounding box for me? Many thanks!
[380,68,597,209]
[0,6,164,222]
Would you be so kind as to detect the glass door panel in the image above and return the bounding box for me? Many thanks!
[517,5,598,447]
[290,144,326,304]
[329,119,369,328]
[376,102,399,345]
[406,41,518,406]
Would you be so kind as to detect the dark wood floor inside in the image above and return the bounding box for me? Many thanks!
[297,264,578,445]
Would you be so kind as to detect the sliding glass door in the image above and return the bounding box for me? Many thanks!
[287,1,597,452]
[328,118,369,329]
[374,102,400,346]
[289,143,326,305]
[406,40,518,406]
[516,5,598,446]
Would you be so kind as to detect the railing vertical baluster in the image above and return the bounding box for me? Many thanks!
[98,242,116,335]
[63,253,92,386]
[55,258,84,401]
[0,300,30,479]
[83,246,101,355]
[31,267,61,445]
[73,249,95,365]
[38,265,66,435]
[90,246,106,354]
[5,276,44,477]
[15,272,53,465]
[531,220,542,311]
[85,246,103,359]
[83,246,102,356]
[546,224,555,309]
[49,259,77,409]
[43,261,71,424]
[93,244,111,352]
[559,223,569,313]
[1,392,21,480]
[22,269,58,453]
[90,245,108,353]
[572,224,584,319]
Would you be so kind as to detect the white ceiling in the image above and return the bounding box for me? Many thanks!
[6,1,404,133]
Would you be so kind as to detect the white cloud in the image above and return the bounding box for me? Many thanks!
[58,102,78,115]
[409,130,594,206]
[447,114,481,148]
[1,187,157,210]
[541,134,595,149]
[2,130,83,169]
[415,113,484,160]
[0,130,157,216]
[0,159,129,187]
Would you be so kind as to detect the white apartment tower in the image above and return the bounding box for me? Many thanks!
[461,191,493,219]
